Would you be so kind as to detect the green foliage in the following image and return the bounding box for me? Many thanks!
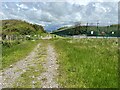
[2,40,21,47]
[2,40,40,69]
[54,38,118,88]
[2,19,46,38]
[53,25,119,37]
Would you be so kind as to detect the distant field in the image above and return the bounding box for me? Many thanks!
[53,38,118,88]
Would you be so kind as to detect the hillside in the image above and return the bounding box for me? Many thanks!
[52,24,120,37]
[1,19,46,38]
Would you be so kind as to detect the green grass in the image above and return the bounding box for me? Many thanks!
[2,37,118,88]
[0,43,2,69]
[53,38,118,88]
[2,40,40,69]
[2,19,45,36]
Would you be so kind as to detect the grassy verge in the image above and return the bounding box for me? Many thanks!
[54,38,118,88]
[2,40,40,69]
[0,43,2,69]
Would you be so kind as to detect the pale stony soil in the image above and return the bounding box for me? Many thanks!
[1,42,59,88]
[2,43,41,88]
[38,44,59,88]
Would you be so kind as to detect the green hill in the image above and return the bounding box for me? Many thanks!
[1,19,46,39]
[52,24,120,37]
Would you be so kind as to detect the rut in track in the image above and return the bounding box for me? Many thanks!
[38,44,59,88]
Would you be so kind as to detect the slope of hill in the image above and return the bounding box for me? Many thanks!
[1,19,46,37]
[52,24,120,37]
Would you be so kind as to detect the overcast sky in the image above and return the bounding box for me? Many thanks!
[0,0,119,31]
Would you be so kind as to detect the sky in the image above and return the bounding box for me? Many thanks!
[0,0,119,31]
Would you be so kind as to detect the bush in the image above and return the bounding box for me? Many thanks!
[2,41,12,47]
[26,36,33,40]
[2,40,21,47]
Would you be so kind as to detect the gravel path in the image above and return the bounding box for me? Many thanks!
[38,44,59,88]
[1,42,59,88]
[2,43,41,88]
[0,41,58,88]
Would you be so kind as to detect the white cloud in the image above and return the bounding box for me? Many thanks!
[4,4,8,8]
[18,7,20,11]
[0,12,4,16]
[67,0,91,5]
[0,12,6,19]
[16,4,19,7]
[1,2,118,30]
[95,3,107,13]
[74,13,81,21]
[31,7,37,11]
[16,4,28,9]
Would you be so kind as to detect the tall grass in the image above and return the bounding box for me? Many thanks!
[54,38,118,88]
[2,40,40,69]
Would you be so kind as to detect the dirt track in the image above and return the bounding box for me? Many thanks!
[38,44,59,88]
[1,42,59,88]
